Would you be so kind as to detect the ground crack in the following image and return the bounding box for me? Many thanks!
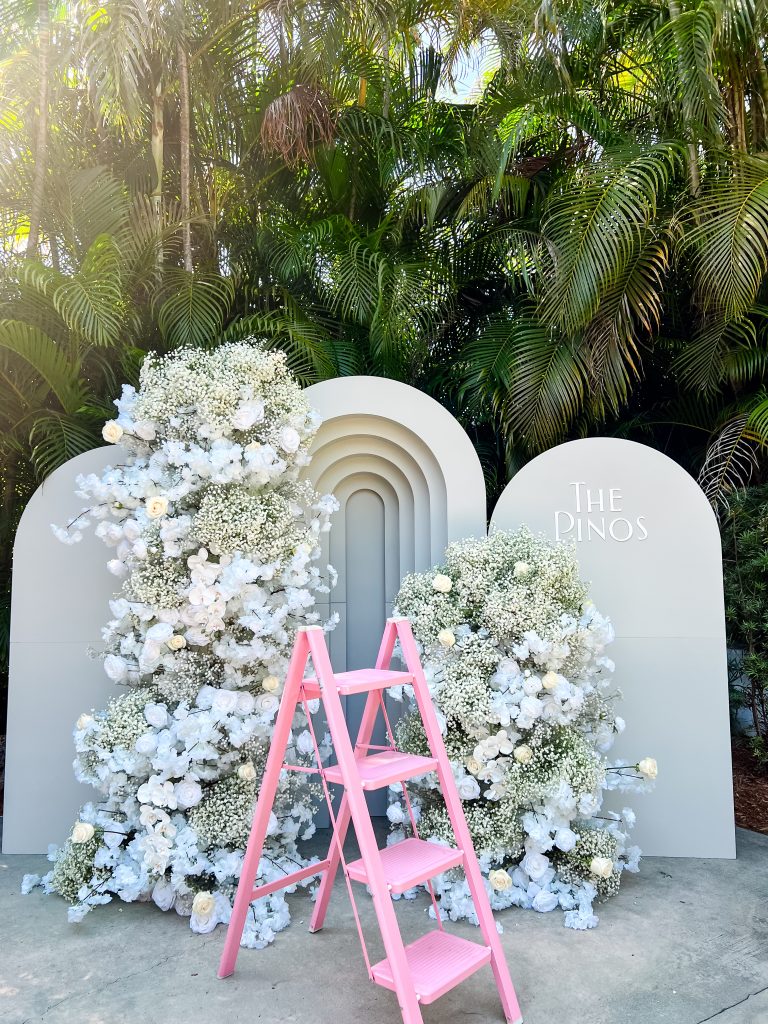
[695,983,768,1023]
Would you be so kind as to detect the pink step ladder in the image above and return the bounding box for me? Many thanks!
[218,617,523,1024]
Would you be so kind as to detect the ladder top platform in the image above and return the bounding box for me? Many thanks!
[301,667,413,698]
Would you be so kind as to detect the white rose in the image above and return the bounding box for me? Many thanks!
[278,426,301,453]
[542,671,560,691]
[256,692,279,714]
[232,400,265,430]
[102,420,123,444]
[590,856,614,879]
[134,420,157,441]
[637,757,657,780]
[76,713,93,731]
[191,891,216,922]
[456,774,481,800]
[295,730,315,757]
[71,822,95,844]
[554,828,578,853]
[144,703,168,729]
[262,675,281,693]
[522,851,550,881]
[513,561,531,578]
[437,628,456,648]
[167,634,187,651]
[135,732,157,755]
[489,868,513,892]
[513,744,533,764]
[236,692,255,715]
[146,622,174,643]
[432,573,453,594]
[465,756,483,776]
[211,689,239,716]
[103,654,128,682]
[175,779,203,809]
[146,496,169,519]
[238,762,257,782]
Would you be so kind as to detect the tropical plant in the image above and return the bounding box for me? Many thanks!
[722,484,768,766]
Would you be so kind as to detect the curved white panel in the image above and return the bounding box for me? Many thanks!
[303,378,487,814]
[491,438,734,858]
[4,446,126,853]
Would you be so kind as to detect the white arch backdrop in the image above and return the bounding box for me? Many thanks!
[492,438,735,858]
[3,379,734,857]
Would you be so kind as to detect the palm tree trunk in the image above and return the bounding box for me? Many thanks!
[150,78,164,269]
[177,42,193,272]
[26,0,50,258]
[668,0,701,195]
[151,80,164,223]
[754,52,768,148]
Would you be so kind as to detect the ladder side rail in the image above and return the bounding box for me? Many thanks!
[299,689,375,978]
[217,629,312,979]
[308,617,400,934]
[305,628,425,1024]
[393,618,523,1024]
[307,686,380,933]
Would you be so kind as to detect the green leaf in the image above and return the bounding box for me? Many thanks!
[28,412,102,479]
[53,235,126,346]
[0,320,86,411]
[154,271,235,348]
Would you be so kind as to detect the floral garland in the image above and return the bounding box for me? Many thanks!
[23,342,338,948]
[391,529,656,929]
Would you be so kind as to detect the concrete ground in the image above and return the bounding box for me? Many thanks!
[1,827,766,1024]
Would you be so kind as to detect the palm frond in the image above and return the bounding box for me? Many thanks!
[697,415,757,513]
[154,270,235,348]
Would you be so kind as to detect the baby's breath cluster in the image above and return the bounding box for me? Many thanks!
[30,342,338,947]
[50,831,104,905]
[391,528,654,930]
[189,773,258,849]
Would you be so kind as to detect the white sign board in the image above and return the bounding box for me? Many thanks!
[492,437,735,857]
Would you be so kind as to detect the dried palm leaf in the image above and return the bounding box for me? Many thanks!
[260,84,336,166]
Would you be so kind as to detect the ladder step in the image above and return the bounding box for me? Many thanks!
[347,837,464,893]
[324,750,438,790]
[371,931,492,1004]
[301,668,413,699]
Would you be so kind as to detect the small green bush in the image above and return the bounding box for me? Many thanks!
[722,485,768,766]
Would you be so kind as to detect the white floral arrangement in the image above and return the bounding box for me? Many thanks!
[23,342,338,947]
[390,529,657,930]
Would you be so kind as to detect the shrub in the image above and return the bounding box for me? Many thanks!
[722,485,768,766]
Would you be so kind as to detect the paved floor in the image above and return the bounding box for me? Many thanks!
[1,828,767,1024]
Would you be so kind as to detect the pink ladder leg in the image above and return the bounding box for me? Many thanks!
[394,618,523,1024]
[218,630,312,979]
[306,628,424,1024]
[309,621,401,933]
